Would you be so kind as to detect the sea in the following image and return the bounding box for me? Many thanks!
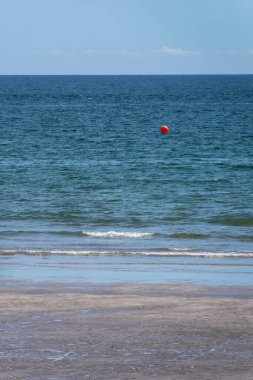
[0,75,253,262]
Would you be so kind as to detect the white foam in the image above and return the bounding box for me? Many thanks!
[0,248,253,258]
[81,231,155,238]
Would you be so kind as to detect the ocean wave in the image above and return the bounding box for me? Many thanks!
[1,249,253,258]
[81,231,156,238]
[170,233,209,239]
[208,216,253,227]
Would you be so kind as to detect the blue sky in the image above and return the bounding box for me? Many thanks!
[0,0,253,74]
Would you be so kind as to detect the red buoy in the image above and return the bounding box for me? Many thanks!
[160,125,169,134]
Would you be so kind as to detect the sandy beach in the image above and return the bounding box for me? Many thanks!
[0,280,252,380]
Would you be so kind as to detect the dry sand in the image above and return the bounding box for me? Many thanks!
[0,280,253,380]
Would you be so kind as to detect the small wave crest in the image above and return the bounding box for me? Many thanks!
[170,233,209,239]
[208,215,253,227]
[0,248,253,258]
[81,231,156,238]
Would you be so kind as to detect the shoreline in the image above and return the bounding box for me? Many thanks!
[1,253,253,287]
[1,280,253,379]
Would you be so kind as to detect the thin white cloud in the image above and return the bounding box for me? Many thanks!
[118,49,141,57]
[248,49,253,55]
[49,49,68,56]
[32,49,75,56]
[83,49,105,55]
[32,48,142,57]
[32,48,108,56]
[154,46,200,56]
[78,48,140,56]
[210,49,237,55]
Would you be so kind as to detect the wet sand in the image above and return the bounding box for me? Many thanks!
[0,280,253,380]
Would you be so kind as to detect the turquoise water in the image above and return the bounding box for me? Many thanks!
[0,75,253,257]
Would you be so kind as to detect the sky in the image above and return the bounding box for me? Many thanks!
[0,0,253,74]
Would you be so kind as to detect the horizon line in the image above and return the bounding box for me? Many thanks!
[0,73,253,76]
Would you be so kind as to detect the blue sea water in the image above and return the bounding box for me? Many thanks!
[0,75,253,258]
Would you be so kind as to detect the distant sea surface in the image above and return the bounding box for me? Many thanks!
[0,75,253,258]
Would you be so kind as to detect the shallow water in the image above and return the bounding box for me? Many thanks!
[1,254,253,286]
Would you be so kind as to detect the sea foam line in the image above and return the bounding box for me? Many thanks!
[0,249,253,258]
[81,231,155,238]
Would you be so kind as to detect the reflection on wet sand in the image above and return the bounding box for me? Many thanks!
[0,281,253,380]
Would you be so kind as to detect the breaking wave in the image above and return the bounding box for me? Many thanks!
[0,248,253,258]
[81,231,156,238]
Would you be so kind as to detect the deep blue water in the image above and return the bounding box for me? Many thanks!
[0,75,253,257]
